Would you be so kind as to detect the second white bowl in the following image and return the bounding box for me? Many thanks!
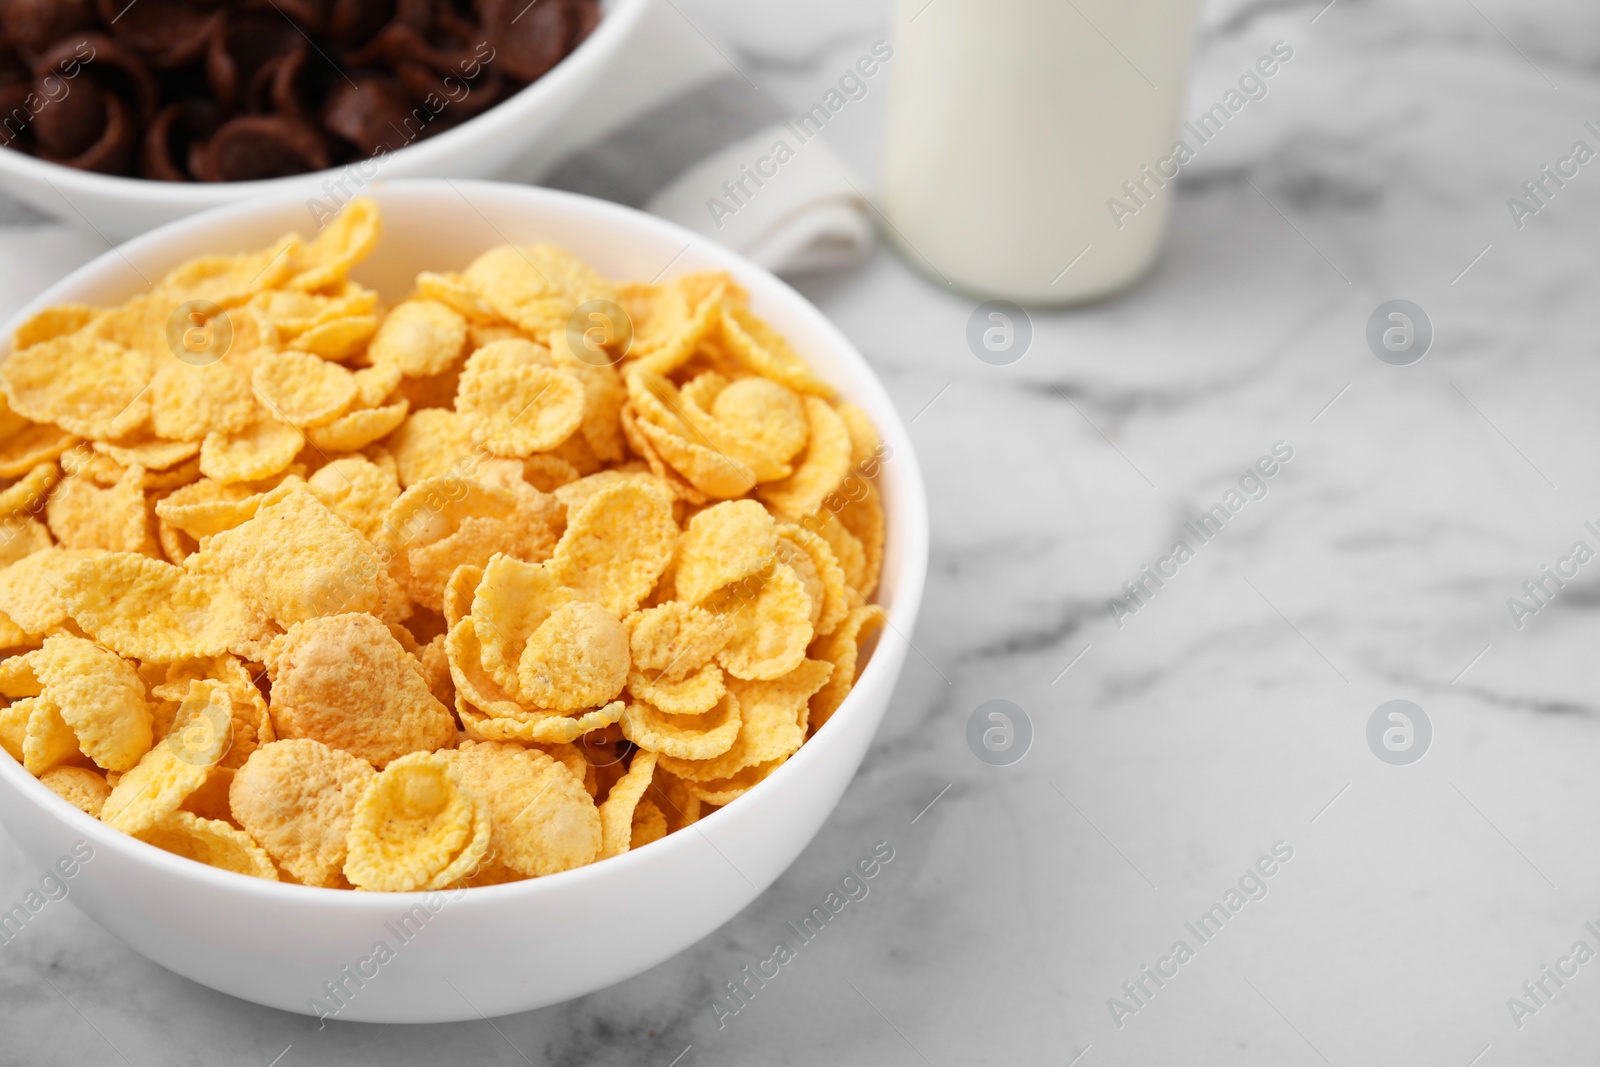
[0,0,650,241]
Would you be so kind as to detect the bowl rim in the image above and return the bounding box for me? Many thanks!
[0,178,930,908]
[0,0,651,202]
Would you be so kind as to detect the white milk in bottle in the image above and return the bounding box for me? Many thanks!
[880,0,1199,305]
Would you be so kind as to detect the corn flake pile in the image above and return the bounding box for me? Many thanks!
[0,199,888,890]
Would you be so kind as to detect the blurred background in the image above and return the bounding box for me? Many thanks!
[6,0,1600,1063]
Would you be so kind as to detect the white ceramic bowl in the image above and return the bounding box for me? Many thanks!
[0,180,928,1022]
[0,0,650,241]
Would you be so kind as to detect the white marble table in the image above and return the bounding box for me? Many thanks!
[5,0,1600,1063]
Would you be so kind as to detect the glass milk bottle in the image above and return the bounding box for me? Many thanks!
[880,0,1199,305]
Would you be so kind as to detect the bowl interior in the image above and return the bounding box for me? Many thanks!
[0,179,929,904]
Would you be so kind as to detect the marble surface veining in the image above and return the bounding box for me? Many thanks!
[5,0,1600,1063]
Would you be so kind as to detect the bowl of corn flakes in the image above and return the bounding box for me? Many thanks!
[0,180,927,1021]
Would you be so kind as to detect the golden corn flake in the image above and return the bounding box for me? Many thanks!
[386,407,478,487]
[0,547,106,635]
[13,304,97,350]
[82,291,169,357]
[598,749,656,859]
[712,563,814,681]
[415,270,495,321]
[456,345,585,457]
[178,767,235,826]
[154,657,272,765]
[677,369,725,412]
[630,798,668,848]
[0,499,56,559]
[416,631,454,708]
[159,234,299,307]
[160,680,235,769]
[100,701,226,835]
[835,401,881,470]
[809,604,886,730]
[383,477,562,610]
[667,374,791,484]
[777,534,825,631]
[620,691,740,760]
[155,517,194,565]
[0,653,39,697]
[149,361,256,443]
[94,436,201,471]
[712,376,809,464]
[21,697,78,775]
[519,453,580,493]
[646,767,702,834]
[517,602,629,711]
[759,397,851,519]
[675,499,777,605]
[469,554,573,693]
[661,660,830,783]
[60,552,271,662]
[626,602,729,682]
[464,243,618,342]
[351,363,403,408]
[138,810,278,880]
[443,563,485,630]
[529,739,589,789]
[252,350,358,428]
[550,342,628,464]
[369,299,467,377]
[450,741,601,877]
[200,417,305,484]
[0,612,31,650]
[624,273,730,376]
[344,750,491,892]
[468,323,531,353]
[197,486,397,627]
[306,455,400,542]
[776,523,848,637]
[445,618,525,718]
[627,661,725,716]
[58,444,122,485]
[267,613,454,768]
[837,480,886,599]
[719,304,832,397]
[152,478,267,539]
[680,757,784,806]
[39,765,112,817]
[0,387,36,436]
[456,695,625,745]
[250,286,378,339]
[0,423,76,480]
[231,738,374,887]
[550,479,677,617]
[553,468,667,515]
[631,406,757,499]
[31,634,153,772]
[46,467,156,556]
[306,399,409,452]
[289,314,379,360]
[619,403,705,505]
[0,459,60,516]
[289,197,380,292]
[804,506,868,592]
[1,335,151,439]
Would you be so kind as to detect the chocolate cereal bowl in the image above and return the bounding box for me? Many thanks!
[0,181,928,1021]
[0,0,649,240]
